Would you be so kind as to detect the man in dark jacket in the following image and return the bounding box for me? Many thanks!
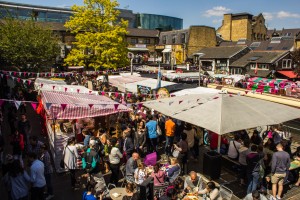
[123,128,134,161]
[246,144,264,194]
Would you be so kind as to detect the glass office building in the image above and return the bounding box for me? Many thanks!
[136,13,182,31]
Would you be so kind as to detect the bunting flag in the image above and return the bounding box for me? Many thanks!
[61,104,67,111]
[14,100,21,110]
[115,92,119,97]
[127,93,131,98]
[101,91,105,96]
[40,83,43,88]
[88,104,94,109]
[77,89,80,93]
[179,100,183,104]
[169,101,174,106]
[17,78,21,83]
[27,80,31,85]
[138,103,143,109]
[13,72,17,76]
[46,103,52,110]
[170,94,175,97]
[237,92,241,96]
[114,104,119,110]
[108,92,112,97]
[19,72,22,76]
[0,74,3,78]
[89,91,92,94]
[245,91,248,94]
[22,79,26,84]
[0,99,4,107]
[31,102,38,110]
[52,86,55,90]
[64,88,68,92]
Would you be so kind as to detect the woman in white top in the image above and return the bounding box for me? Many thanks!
[134,162,147,185]
[108,137,123,185]
[198,181,222,200]
[63,137,79,188]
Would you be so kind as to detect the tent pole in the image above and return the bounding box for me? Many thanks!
[217,134,221,153]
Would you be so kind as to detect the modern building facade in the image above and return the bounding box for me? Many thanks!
[0,1,182,31]
[217,13,267,42]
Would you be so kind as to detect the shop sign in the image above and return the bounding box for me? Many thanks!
[137,85,151,95]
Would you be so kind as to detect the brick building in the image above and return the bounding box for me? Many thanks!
[217,13,267,42]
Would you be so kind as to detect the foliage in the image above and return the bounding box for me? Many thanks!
[64,0,129,70]
[291,48,300,75]
[0,18,60,69]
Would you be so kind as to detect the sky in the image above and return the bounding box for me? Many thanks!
[4,0,300,30]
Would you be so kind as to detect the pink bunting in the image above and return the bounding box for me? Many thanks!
[17,78,21,83]
[13,72,17,76]
[115,92,119,97]
[77,89,80,93]
[170,94,175,97]
[101,91,105,96]
[114,104,119,110]
[64,88,68,92]
[89,91,92,94]
[156,94,159,99]
[31,102,38,111]
[88,104,94,109]
[260,91,263,95]
[0,100,4,107]
[46,103,52,110]
[40,83,43,88]
[245,91,248,94]
[127,93,131,98]
[23,72,27,76]
[52,86,55,90]
[138,103,143,109]
[61,104,67,111]
[27,80,31,85]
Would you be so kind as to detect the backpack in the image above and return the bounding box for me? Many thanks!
[82,148,98,173]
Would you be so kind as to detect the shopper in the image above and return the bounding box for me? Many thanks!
[40,144,54,200]
[108,137,123,185]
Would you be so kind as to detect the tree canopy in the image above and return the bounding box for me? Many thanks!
[291,48,300,76]
[0,18,60,69]
[64,0,129,70]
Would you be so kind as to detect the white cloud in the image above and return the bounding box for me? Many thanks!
[204,6,231,17]
[263,12,273,21]
[277,11,300,18]
[212,19,222,24]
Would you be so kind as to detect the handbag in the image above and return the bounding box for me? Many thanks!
[172,148,180,158]
[156,123,162,136]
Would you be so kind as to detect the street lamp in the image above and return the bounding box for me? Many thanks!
[128,52,134,75]
[194,53,205,86]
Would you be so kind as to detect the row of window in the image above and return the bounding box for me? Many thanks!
[162,33,186,44]
[130,38,151,44]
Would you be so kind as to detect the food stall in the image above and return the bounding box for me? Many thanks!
[40,90,130,172]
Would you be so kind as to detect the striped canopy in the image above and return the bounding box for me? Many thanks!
[41,91,130,119]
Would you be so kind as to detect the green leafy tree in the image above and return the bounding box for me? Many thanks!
[64,0,129,70]
[0,18,60,69]
[291,48,300,76]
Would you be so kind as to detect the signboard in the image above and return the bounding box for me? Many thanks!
[157,87,170,99]
[137,85,151,95]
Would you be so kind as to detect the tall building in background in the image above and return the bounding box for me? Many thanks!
[217,13,267,42]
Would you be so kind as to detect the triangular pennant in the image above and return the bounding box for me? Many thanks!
[0,99,4,107]
[138,103,143,109]
[108,92,112,97]
[179,100,183,104]
[237,92,241,96]
[13,72,17,76]
[17,78,21,82]
[52,86,55,90]
[0,74,3,78]
[245,91,248,94]
[88,104,94,109]
[101,91,105,96]
[115,92,119,97]
[27,80,31,85]
[114,104,119,110]
[170,94,175,97]
[40,83,43,88]
[127,93,131,98]
[37,73,39,77]
[121,93,124,98]
[14,100,21,110]
[9,71,12,75]
[89,91,92,94]
[28,73,31,76]
[77,89,80,93]
[169,101,174,106]
[61,104,67,111]
[46,103,52,110]
[31,102,38,110]
[23,72,27,76]
[12,77,16,81]
[22,79,26,84]
[64,87,68,92]
[19,72,22,76]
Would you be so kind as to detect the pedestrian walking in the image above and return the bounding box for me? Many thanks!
[40,144,54,200]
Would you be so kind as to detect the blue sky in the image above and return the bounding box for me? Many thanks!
[5,0,300,30]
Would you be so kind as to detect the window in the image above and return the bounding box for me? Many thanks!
[172,35,176,44]
[144,38,150,44]
[282,59,292,69]
[285,33,291,36]
[237,38,247,44]
[270,37,281,44]
[250,63,256,69]
[230,68,242,75]
[130,38,138,44]
[162,36,167,44]
[181,33,186,43]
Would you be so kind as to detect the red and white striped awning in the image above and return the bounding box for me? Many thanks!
[41,91,130,119]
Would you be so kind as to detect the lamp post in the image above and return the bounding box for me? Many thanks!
[194,53,205,86]
[128,52,134,75]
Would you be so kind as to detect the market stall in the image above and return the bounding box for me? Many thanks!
[171,87,219,96]
[41,90,130,172]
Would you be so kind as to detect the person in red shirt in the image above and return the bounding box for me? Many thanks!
[165,116,176,156]
[210,132,228,154]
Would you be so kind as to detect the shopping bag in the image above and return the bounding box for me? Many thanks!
[144,152,157,166]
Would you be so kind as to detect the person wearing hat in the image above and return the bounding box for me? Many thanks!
[82,139,100,176]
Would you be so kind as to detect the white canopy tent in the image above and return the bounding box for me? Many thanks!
[171,87,219,96]
[143,93,300,152]
[125,79,180,93]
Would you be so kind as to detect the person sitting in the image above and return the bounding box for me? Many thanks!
[289,152,300,188]
[134,162,147,185]
[125,152,139,182]
[151,163,166,186]
[82,181,97,200]
[243,190,268,200]
[183,171,203,194]
[159,187,176,200]
[166,157,181,183]
[122,182,140,200]
[198,181,221,200]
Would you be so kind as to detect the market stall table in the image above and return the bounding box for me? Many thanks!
[109,188,127,200]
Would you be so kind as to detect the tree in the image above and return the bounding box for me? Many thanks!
[64,0,129,70]
[0,18,60,69]
[291,48,300,76]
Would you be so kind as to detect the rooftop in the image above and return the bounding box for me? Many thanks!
[196,46,249,59]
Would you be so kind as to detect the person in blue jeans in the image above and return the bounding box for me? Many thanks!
[246,144,264,194]
[146,115,158,152]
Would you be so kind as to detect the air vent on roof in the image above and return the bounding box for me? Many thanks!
[270,37,281,44]
[250,42,261,48]
[248,56,261,61]
[237,38,247,45]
